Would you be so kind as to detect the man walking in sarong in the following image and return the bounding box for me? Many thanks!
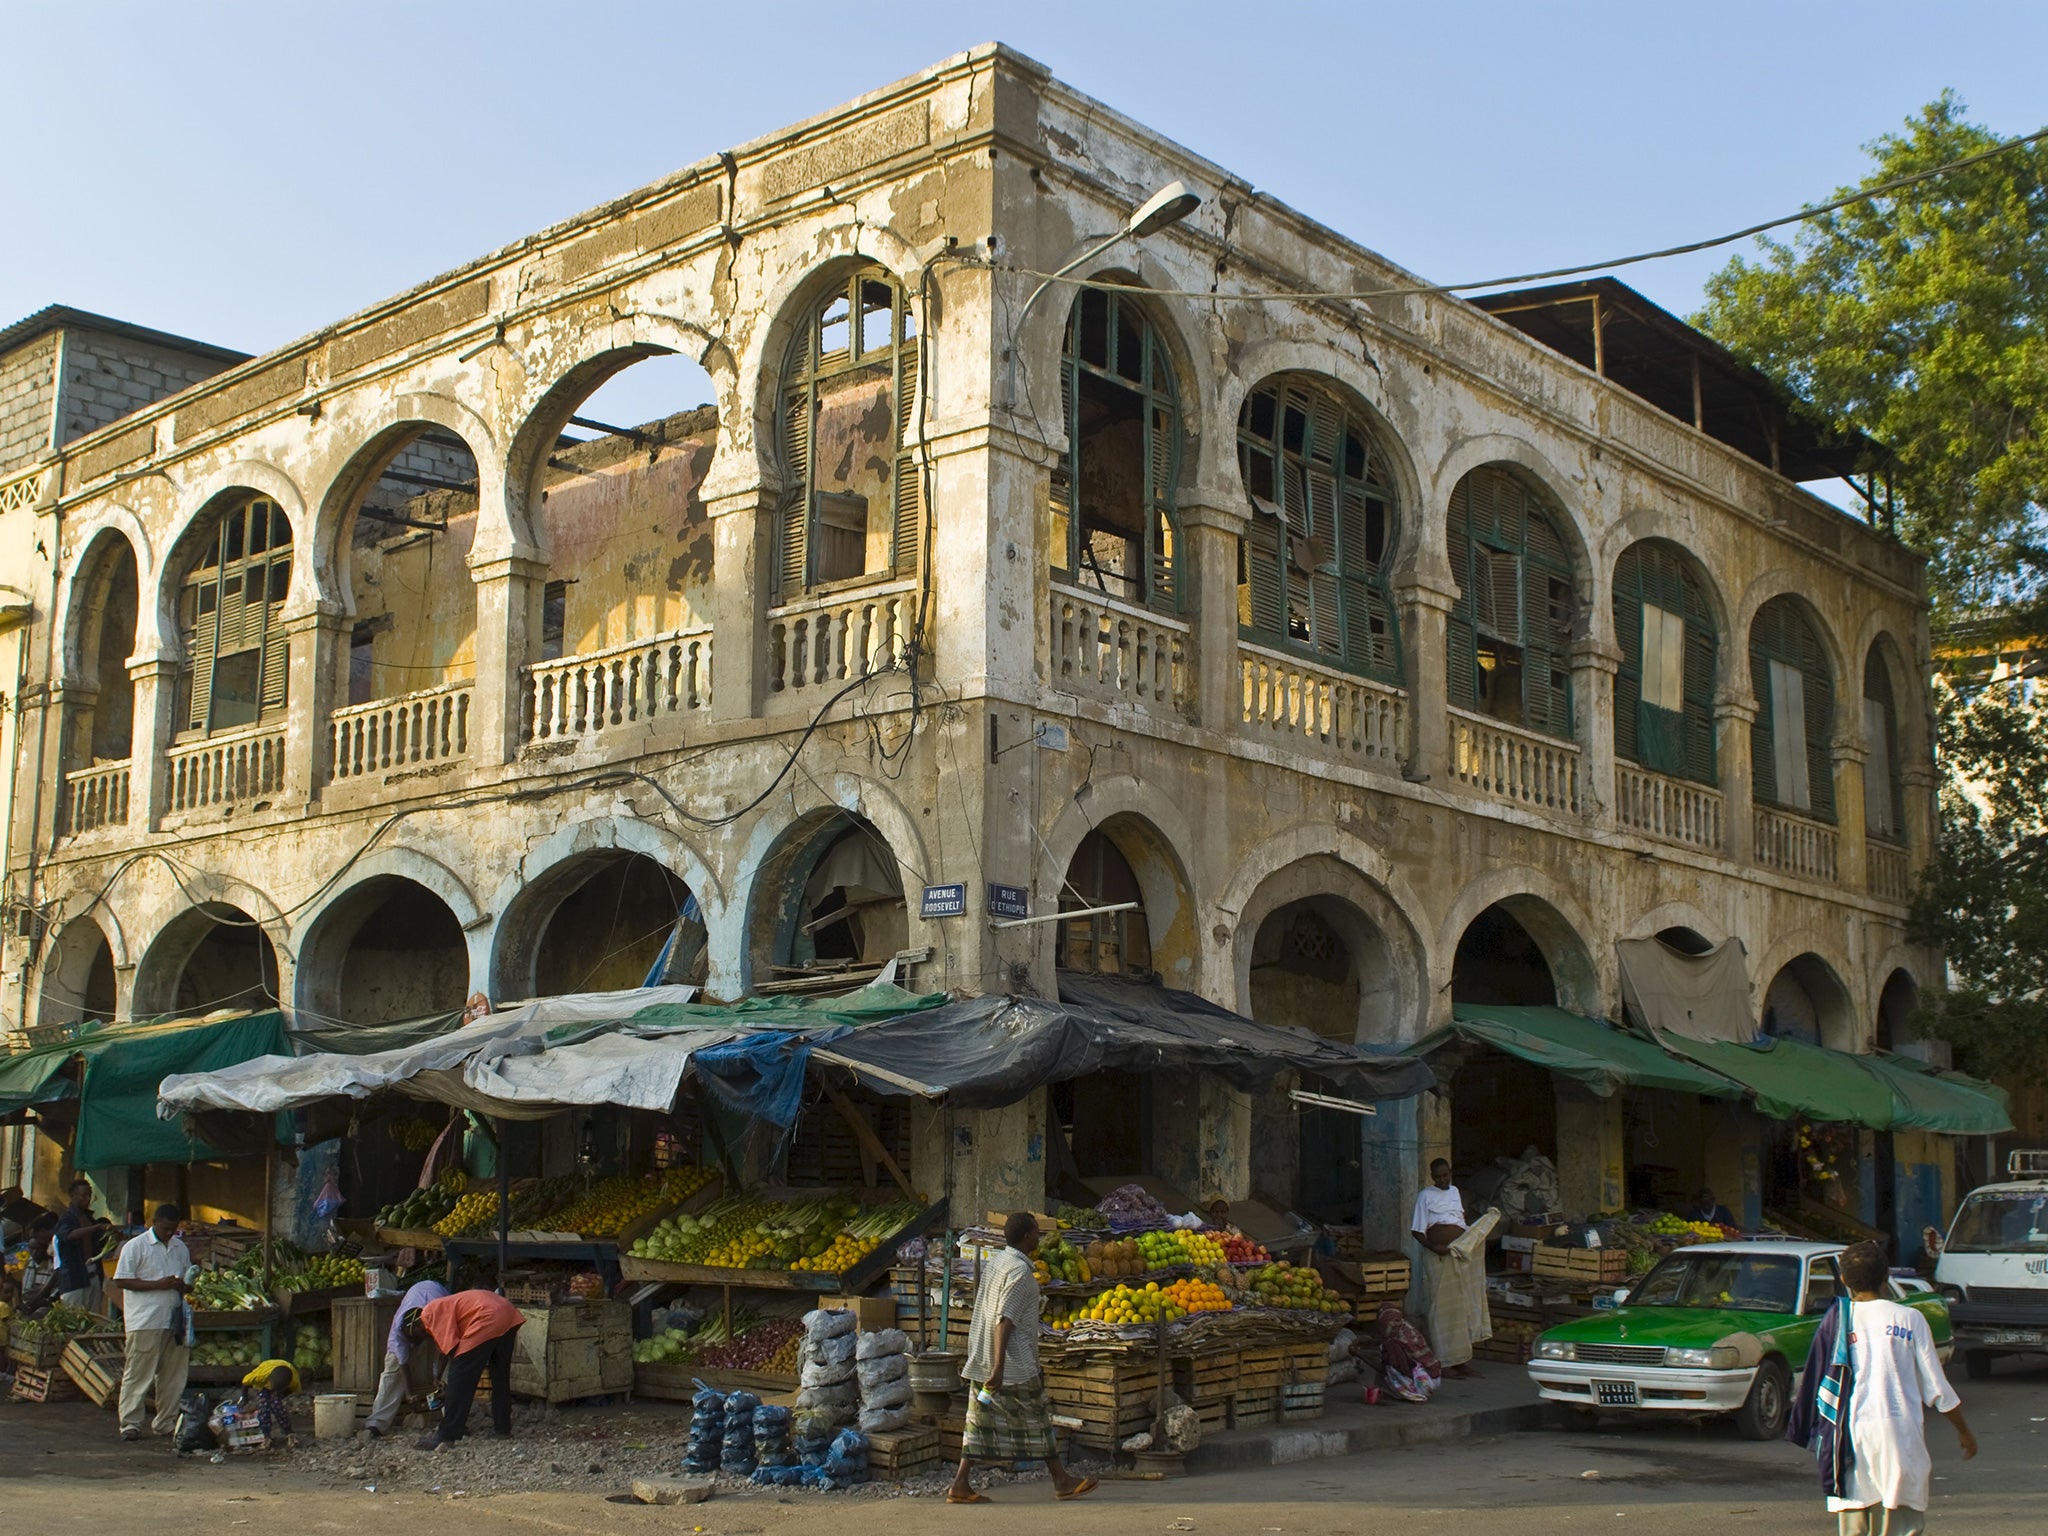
[1409,1158,1493,1377]
[948,1211,1097,1506]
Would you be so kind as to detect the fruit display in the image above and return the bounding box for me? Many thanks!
[191,1330,264,1370]
[1643,1213,1729,1243]
[189,1271,271,1312]
[1159,1276,1231,1314]
[1054,1204,1105,1229]
[10,1301,104,1342]
[273,1252,366,1293]
[1137,1228,1226,1268]
[1242,1261,1347,1315]
[633,1302,768,1364]
[565,1269,606,1299]
[291,1318,333,1376]
[433,1189,501,1238]
[1217,1233,1270,1265]
[1066,1281,1185,1327]
[1034,1235,1091,1284]
[376,1178,463,1232]
[629,1192,919,1274]
[1077,1237,1144,1279]
[691,1314,804,1373]
[546,1166,716,1237]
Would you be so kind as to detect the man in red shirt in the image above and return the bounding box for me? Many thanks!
[401,1289,526,1450]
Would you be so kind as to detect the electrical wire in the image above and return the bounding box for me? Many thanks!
[1000,123,2048,305]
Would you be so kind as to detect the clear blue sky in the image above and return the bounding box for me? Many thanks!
[6,1,2044,430]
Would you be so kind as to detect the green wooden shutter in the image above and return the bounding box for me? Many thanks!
[1147,399,1178,613]
[1682,614,1716,784]
[1446,496,1478,709]
[1750,628,1778,805]
[892,343,921,579]
[1613,546,1643,764]
[778,387,810,600]
[1802,617,1835,820]
[1242,510,1284,637]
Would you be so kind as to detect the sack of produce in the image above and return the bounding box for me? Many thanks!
[814,1329,858,1366]
[855,1352,908,1389]
[750,1464,807,1487]
[800,1355,856,1388]
[803,1307,856,1343]
[823,1427,870,1482]
[855,1327,909,1360]
[861,1374,912,1411]
[858,1403,912,1434]
[794,1380,858,1411]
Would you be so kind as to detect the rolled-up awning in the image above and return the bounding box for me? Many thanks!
[1408,1005,1746,1098]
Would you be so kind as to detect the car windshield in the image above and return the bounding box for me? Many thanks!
[1944,1191,2048,1254]
[1628,1251,1803,1313]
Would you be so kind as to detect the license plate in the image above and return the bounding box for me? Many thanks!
[1982,1329,2045,1346]
[1592,1379,1639,1407]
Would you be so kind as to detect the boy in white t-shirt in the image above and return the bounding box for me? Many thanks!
[1830,1240,1976,1536]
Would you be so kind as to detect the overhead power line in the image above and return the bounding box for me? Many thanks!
[1002,124,2048,305]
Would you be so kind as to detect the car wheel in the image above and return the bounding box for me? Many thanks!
[1963,1350,1995,1381]
[1735,1358,1789,1441]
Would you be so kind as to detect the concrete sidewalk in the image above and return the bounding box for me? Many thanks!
[1185,1373,1564,1471]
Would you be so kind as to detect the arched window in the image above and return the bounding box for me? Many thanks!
[1749,596,1835,820]
[1613,540,1717,783]
[1236,378,1401,681]
[176,497,292,734]
[1050,288,1181,613]
[1862,648,1904,841]
[777,265,919,598]
[1446,467,1576,738]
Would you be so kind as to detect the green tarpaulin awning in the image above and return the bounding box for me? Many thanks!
[1653,1033,1896,1126]
[71,1012,292,1166]
[0,1045,77,1118]
[1860,1052,2013,1135]
[1410,1005,1746,1098]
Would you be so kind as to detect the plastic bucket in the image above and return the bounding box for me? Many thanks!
[313,1393,358,1440]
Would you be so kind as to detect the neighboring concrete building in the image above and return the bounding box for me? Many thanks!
[0,46,1944,1242]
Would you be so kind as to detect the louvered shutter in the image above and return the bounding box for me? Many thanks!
[892,344,921,579]
[1802,619,1835,820]
[1337,481,1396,679]
[1446,503,1477,707]
[261,561,290,713]
[1750,629,1778,805]
[1242,508,1284,637]
[778,388,810,599]
[187,581,216,731]
[1613,547,1643,764]
[1146,400,1177,613]
[1682,613,1717,784]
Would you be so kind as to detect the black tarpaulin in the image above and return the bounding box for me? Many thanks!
[810,973,1435,1106]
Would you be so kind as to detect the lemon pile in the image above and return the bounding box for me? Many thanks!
[701,1230,780,1269]
[790,1231,880,1273]
[1070,1281,1186,1327]
[433,1190,499,1238]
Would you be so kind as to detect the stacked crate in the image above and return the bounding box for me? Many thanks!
[1040,1359,1160,1451]
[867,1425,942,1479]
[1231,1346,1287,1427]
[1170,1347,1237,1435]
[61,1336,126,1409]
[1277,1341,1328,1421]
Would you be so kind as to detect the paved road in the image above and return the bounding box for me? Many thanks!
[5,1357,2042,1535]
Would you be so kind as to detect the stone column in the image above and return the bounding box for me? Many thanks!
[1571,636,1621,823]
[1831,732,1869,890]
[1396,575,1459,786]
[1900,763,1937,875]
[280,606,345,804]
[126,655,178,830]
[1555,1084,1626,1216]
[1179,499,1245,734]
[468,554,545,764]
[704,487,775,724]
[1714,691,1757,864]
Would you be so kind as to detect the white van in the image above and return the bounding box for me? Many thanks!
[1935,1149,2048,1378]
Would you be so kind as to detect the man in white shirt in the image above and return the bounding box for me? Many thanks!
[1828,1241,1976,1534]
[1409,1159,1489,1377]
[112,1203,192,1441]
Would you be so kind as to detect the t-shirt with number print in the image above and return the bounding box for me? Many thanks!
[1828,1297,1960,1515]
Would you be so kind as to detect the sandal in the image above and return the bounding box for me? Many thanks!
[946,1491,991,1504]
[1056,1477,1099,1501]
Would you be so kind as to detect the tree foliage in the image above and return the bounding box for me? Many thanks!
[1907,678,2048,1083]
[1697,94,2048,620]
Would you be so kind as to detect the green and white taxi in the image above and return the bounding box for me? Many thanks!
[1527,1240,1952,1439]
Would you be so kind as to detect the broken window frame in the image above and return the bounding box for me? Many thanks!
[1049,288,1184,615]
[1445,467,1577,740]
[775,265,921,601]
[1235,377,1403,683]
[1748,595,1836,822]
[175,496,293,737]
[1612,539,1718,785]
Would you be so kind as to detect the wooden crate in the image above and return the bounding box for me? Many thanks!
[1353,1254,1411,1295]
[1191,1398,1228,1435]
[332,1295,401,1394]
[1170,1347,1238,1403]
[7,1334,72,1370]
[1277,1382,1325,1422]
[11,1365,81,1403]
[1284,1342,1330,1384]
[1237,1347,1287,1391]
[1229,1386,1275,1428]
[1042,1360,1161,1451]
[1532,1244,1629,1283]
[61,1335,126,1409]
[510,1300,632,1403]
[867,1424,941,1478]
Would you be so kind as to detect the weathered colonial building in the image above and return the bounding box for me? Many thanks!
[1,46,1943,1242]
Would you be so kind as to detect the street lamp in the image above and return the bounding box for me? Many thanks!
[1001,179,1202,411]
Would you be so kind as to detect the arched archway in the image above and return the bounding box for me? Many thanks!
[1862,640,1907,842]
[1750,594,1838,821]
[134,904,281,1017]
[162,492,295,739]
[1875,968,1919,1053]
[743,810,907,992]
[1656,925,1715,956]
[1613,537,1719,784]
[496,850,704,1001]
[1446,464,1580,739]
[1761,951,1857,1051]
[60,531,140,832]
[37,919,120,1027]
[296,876,471,1025]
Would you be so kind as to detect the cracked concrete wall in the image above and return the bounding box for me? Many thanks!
[2,46,1942,1225]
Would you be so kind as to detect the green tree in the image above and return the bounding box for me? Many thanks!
[1906,677,2048,1084]
[1697,94,2048,620]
